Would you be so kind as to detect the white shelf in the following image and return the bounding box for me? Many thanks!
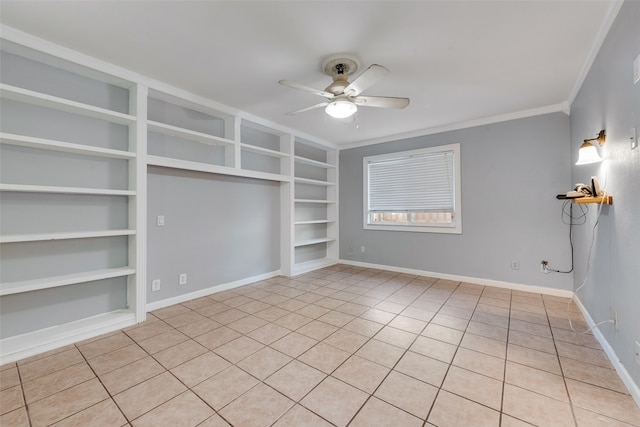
[1,229,136,243]
[295,156,335,169]
[293,257,338,276]
[148,120,234,147]
[294,199,336,204]
[147,155,291,183]
[240,143,290,158]
[0,84,136,125]
[294,220,334,225]
[0,309,136,365]
[294,237,336,247]
[294,177,335,187]
[0,183,135,196]
[0,133,135,159]
[0,267,136,296]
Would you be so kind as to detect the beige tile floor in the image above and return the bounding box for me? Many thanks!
[1,265,639,427]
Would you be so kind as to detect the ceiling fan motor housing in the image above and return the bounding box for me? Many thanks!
[322,55,359,77]
[322,56,360,95]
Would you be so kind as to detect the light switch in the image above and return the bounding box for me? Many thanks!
[157,215,165,226]
[634,54,640,85]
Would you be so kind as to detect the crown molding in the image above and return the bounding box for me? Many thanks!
[565,0,624,108]
[339,103,566,151]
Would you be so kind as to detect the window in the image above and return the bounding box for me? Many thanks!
[363,143,461,233]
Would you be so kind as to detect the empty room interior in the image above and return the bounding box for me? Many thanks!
[1,1,639,426]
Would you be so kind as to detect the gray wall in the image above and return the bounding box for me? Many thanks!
[146,167,281,303]
[569,1,640,387]
[340,112,573,291]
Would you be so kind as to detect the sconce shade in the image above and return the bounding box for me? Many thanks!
[576,141,603,165]
[325,100,357,118]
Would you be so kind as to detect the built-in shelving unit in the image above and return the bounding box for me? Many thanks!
[292,138,338,275]
[0,33,146,364]
[0,26,338,363]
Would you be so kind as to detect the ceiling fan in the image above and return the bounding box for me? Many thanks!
[279,55,410,119]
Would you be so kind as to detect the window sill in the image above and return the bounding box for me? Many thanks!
[364,223,462,234]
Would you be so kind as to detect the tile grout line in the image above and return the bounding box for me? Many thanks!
[544,295,580,427]
[499,285,514,427]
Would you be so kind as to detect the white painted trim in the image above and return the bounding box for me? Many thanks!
[573,296,640,407]
[146,270,281,312]
[338,259,574,298]
[0,310,136,365]
[293,258,338,276]
[146,155,291,183]
[566,0,624,108]
[339,104,566,151]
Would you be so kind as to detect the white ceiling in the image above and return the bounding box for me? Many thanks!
[0,1,619,146]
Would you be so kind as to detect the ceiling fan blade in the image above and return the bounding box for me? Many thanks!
[352,96,410,109]
[279,80,335,98]
[285,102,329,115]
[344,64,389,96]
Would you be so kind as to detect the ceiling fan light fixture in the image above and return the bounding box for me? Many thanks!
[325,100,357,118]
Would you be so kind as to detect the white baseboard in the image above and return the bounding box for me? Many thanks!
[293,258,338,276]
[338,259,574,298]
[0,310,136,365]
[574,296,640,407]
[146,270,282,312]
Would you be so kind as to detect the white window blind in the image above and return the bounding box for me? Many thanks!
[363,143,461,234]
[368,150,455,212]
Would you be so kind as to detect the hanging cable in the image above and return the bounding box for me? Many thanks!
[567,194,613,334]
[545,201,586,274]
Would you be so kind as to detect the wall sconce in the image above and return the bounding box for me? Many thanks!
[576,129,606,165]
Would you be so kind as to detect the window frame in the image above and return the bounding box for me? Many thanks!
[362,143,462,234]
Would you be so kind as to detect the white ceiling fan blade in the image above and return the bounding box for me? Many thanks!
[285,102,329,115]
[352,96,410,109]
[344,64,389,96]
[279,80,335,98]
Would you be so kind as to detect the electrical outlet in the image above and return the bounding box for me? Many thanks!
[179,273,187,285]
[511,260,520,270]
[151,279,161,291]
[611,308,619,332]
[540,259,550,274]
[635,342,640,366]
[157,215,165,226]
[631,128,637,150]
[361,246,365,253]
